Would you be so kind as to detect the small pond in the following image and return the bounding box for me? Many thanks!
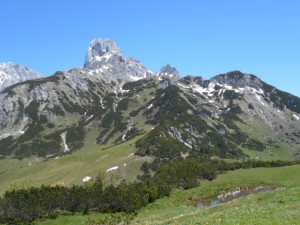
[196,185,281,208]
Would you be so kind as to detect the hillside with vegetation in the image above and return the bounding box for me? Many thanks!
[0,39,300,224]
[1,159,299,224]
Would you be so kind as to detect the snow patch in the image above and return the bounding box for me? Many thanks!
[128,153,134,157]
[94,56,102,61]
[255,93,266,106]
[184,142,193,149]
[293,114,299,120]
[218,89,223,96]
[178,83,189,89]
[106,166,119,172]
[99,98,104,108]
[147,103,153,109]
[147,70,155,75]
[129,75,143,81]
[224,84,233,90]
[83,176,92,182]
[60,132,70,152]
[191,82,242,97]
[193,86,208,98]
[103,53,113,62]
[257,88,265,95]
[120,88,129,93]
[85,114,94,122]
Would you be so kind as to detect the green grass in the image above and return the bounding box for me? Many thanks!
[0,85,157,195]
[36,164,300,225]
[0,131,150,195]
[237,119,295,161]
[47,113,81,131]
[136,165,300,225]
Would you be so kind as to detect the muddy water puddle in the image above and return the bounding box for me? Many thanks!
[196,185,281,208]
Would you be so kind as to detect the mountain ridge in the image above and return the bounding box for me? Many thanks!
[0,62,44,91]
[0,38,299,162]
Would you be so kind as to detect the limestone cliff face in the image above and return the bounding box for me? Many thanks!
[0,62,44,91]
[84,38,121,68]
[83,38,152,80]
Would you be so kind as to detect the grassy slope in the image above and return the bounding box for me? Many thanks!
[0,79,158,194]
[138,165,300,225]
[0,133,149,195]
[38,164,300,225]
[0,80,158,195]
[237,118,295,161]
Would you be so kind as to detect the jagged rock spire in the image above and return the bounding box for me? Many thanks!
[84,38,121,68]
[158,64,180,77]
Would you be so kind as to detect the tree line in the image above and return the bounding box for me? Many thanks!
[0,159,298,224]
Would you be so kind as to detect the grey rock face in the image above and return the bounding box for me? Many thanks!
[159,64,180,77]
[168,126,183,141]
[158,79,174,89]
[83,38,153,81]
[0,68,108,139]
[0,62,44,91]
[179,76,204,87]
[84,38,121,69]
[210,71,262,89]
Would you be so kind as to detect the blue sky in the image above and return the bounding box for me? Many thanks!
[0,0,299,96]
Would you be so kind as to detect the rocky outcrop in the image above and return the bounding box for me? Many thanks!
[159,64,180,78]
[83,38,153,81]
[210,71,262,89]
[0,62,44,91]
[84,38,121,69]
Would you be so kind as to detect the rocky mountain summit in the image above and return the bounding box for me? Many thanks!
[0,38,299,161]
[82,38,153,81]
[158,64,180,78]
[0,62,44,91]
[210,73,262,89]
[84,38,121,68]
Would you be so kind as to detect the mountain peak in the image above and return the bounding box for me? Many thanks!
[84,38,121,68]
[159,64,180,77]
[0,62,44,91]
[210,71,261,89]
